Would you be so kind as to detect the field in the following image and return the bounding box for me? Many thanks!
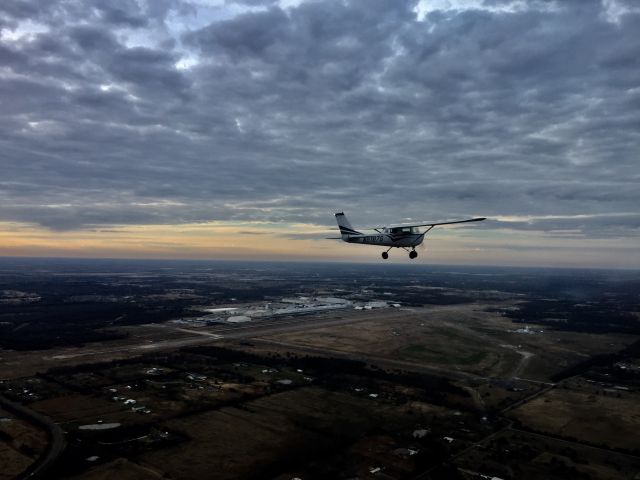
[30,394,143,426]
[67,458,164,480]
[0,407,47,480]
[508,388,640,452]
[140,386,475,480]
[455,428,640,480]
[260,304,637,382]
[4,347,491,480]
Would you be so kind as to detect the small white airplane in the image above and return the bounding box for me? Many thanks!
[329,212,486,260]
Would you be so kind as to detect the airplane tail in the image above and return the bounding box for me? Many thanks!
[335,212,361,236]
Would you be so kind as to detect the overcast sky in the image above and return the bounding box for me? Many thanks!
[1,0,639,266]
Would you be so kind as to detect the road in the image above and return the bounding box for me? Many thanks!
[0,394,66,480]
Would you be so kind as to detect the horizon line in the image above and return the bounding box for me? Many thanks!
[1,254,638,272]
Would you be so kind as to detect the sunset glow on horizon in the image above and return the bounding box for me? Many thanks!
[1,219,638,269]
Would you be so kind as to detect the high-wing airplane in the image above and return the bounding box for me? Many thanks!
[329,212,486,260]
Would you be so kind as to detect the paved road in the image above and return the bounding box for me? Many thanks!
[0,394,66,479]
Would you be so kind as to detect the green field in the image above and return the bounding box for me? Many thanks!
[400,343,490,365]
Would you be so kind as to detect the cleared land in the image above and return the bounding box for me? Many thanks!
[261,304,637,382]
[1,303,634,383]
[30,394,140,426]
[139,386,472,480]
[67,458,164,480]
[455,428,640,480]
[509,388,640,451]
[0,407,47,480]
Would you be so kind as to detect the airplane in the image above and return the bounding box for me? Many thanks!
[329,212,486,260]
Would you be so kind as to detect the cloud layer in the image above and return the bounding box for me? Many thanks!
[1,0,639,243]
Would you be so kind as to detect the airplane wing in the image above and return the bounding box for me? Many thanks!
[409,217,486,227]
[363,217,486,230]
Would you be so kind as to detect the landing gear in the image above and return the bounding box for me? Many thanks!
[381,252,388,260]
[409,250,418,259]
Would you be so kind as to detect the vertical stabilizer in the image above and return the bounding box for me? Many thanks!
[335,212,361,235]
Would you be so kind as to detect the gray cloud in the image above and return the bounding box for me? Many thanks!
[0,0,639,241]
[491,213,640,239]
[94,2,148,28]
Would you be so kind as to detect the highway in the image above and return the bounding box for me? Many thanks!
[0,394,66,480]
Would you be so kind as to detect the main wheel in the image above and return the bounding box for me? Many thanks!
[409,250,418,259]
[382,252,389,260]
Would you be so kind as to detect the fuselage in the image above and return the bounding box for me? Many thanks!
[342,227,425,248]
